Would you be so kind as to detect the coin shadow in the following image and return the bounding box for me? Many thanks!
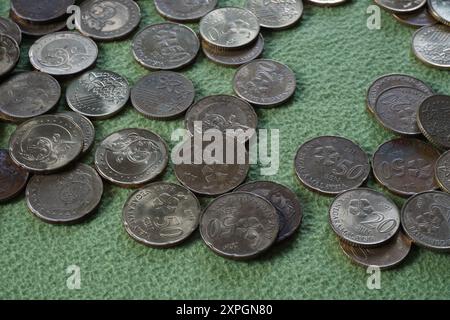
[251,230,303,262]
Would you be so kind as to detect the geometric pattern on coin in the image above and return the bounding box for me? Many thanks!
[412,24,450,69]
[417,95,450,150]
[0,17,22,44]
[428,0,450,26]
[154,0,218,22]
[245,0,303,30]
[59,112,96,155]
[0,34,20,78]
[436,150,450,193]
[0,149,29,202]
[11,0,75,22]
[374,0,426,13]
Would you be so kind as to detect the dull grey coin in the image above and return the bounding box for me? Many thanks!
[393,6,438,27]
[59,112,95,155]
[412,24,450,69]
[26,163,103,224]
[417,95,450,150]
[0,149,29,202]
[200,192,279,260]
[428,0,450,25]
[66,70,130,119]
[154,0,218,22]
[95,128,169,188]
[0,17,22,44]
[245,0,303,29]
[0,34,19,78]
[10,10,67,37]
[436,150,450,193]
[11,0,74,23]
[123,182,201,248]
[306,0,349,6]
[375,0,426,13]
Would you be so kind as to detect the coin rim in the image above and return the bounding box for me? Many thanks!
[417,94,450,150]
[0,16,22,44]
[244,0,304,30]
[374,0,427,13]
[0,149,29,202]
[154,0,218,22]
[0,34,20,78]
[435,150,450,193]
[428,0,450,26]
[412,24,450,69]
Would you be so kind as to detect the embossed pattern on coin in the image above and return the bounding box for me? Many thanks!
[417,95,450,150]
[10,10,67,37]
[306,0,349,6]
[393,6,437,27]
[123,182,201,247]
[375,0,426,13]
[154,0,218,22]
[428,0,450,25]
[412,24,450,69]
[0,17,22,44]
[60,112,95,155]
[200,192,279,260]
[0,34,19,78]
[245,0,303,29]
[0,149,29,202]
[436,150,450,193]
[11,0,74,22]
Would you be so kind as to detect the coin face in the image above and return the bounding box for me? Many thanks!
[76,0,141,41]
[233,59,296,107]
[436,150,450,193]
[132,22,200,70]
[0,72,61,122]
[374,86,431,135]
[199,7,260,49]
[26,163,103,224]
[131,71,195,120]
[10,10,67,37]
[0,149,29,202]
[393,6,437,27]
[66,70,130,119]
[29,32,98,76]
[0,17,22,44]
[0,34,19,78]
[59,112,95,155]
[200,192,279,260]
[234,181,302,242]
[9,115,84,173]
[11,0,74,22]
[306,0,349,6]
[95,128,169,188]
[154,0,218,22]
[122,182,201,248]
[428,0,450,25]
[374,0,426,13]
[417,95,450,150]
[294,136,370,195]
[245,0,303,29]
[372,138,440,196]
[401,191,450,252]
[412,24,450,69]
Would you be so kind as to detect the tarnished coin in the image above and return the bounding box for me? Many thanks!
[245,0,303,30]
[235,181,302,242]
[9,114,84,173]
[366,74,434,114]
[0,34,19,78]
[154,0,218,22]
[66,69,130,119]
[401,191,450,252]
[412,24,450,69]
[294,136,371,195]
[95,128,169,188]
[436,150,450,193]
[132,22,200,70]
[375,0,427,13]
[200,192,279,260]
[339,232,411,269]
[374,86,431,136]
[428,0,450,25]
[393,6,437,27]
[122,182,201,248]
[10,10,67,37]
[199,7,260,50]
[0,72,61,122]
[11,0,74,23]
[76,0,141,41]
[59,112,95,155]
[306,0,349,6]
[25,163,103,224]
[0,17,22,44]
[372,138,440,197]
[29,32,98,76]
[131,71,195,120]
[233,59,296,108]
[0,149,29,202]
[417,95,450,150]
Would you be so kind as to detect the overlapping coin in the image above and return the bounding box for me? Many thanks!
[417,95,450,150]
[375,0,427,13]
[0,34,19,78]
[428,0,450,26]
[0,149,29,202]
[60,112,95,155]
[0,17,22,44]
[154,0,218,22]
[306,0,349,6]
[245,0,303,30]
[436,150,450,193]
[11,0,74,23]
[393,6,437,27]
[10,9,67,37]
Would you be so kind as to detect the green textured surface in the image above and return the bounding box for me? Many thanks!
[1,0,450,300]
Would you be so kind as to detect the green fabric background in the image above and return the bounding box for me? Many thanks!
[0,0,449,300]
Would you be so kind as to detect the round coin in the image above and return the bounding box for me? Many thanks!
[154,0,218,22]
[374,0,426,13]
[436,150,450,193]
[428,0,450,25]
[0,17,22,44]
[305,0,349,6]
[11,0,74,23]
[10,10,67,37]
[122,182,201,248]
[200,192,279,260]
[95,128,169,188]
[393,6,437,27]
[131,71,195,120]
[235,181,302,242]
[417,95,450,150]
[0,149,29,202]
[0,34,19,78]
[412,24,450,69]
[132,22,200,70]
[294,136,371,195]
[245,0,303,30]
[233,59,296,107]
[59,112,95,155]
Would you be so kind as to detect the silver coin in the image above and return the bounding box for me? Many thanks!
[412,24,450,69]
[59,112,95,155]
[306,0,349,6]
[245,0,303,30]
[29,32,98,76]
[94,128,169,188]
[0,17,22,44]
[154,0,218,22]
[375,0,427,13]
[11,0,74,23]
[436,150,450,193]
[0,34,19,78]
[393,6,438,27]
[428,0,450,25]
[132,22,200,70]
[66,69,130,119]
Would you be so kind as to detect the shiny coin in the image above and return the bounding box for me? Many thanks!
[132,22,199,70]
[428,0,450,25]
[372,138,440,196]
[66,69,130,120]
[200,192,279,260]
[122,182,201,248]
[294,136,371,195]
[375,0,426,13]
[436,150,450,193]
[9,114,84,173]
[401,191,450,252]
[0,149,29,202]
[131,71,195,120]
[235,181,302,242]
[245,0,303,29]
[417,95,450,150]
[154,0,218,22]
[76,0,141,41]
[306,0,349,6]
[0,34,19,78]
[412,24,450,69]
[11,0,74,23]
[10,10,67,37]
[0,17,22,44]
[0,72,61,122]
[95,128,169,188]
[393,6,437,27]
[29,32,98,76]
[199,7,260,50]
[59,112,95,155]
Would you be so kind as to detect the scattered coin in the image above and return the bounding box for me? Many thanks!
[66,69,130,120]
[25,163,103,224]
[428,0,450,26]
[417,95,450,150]
[435,150,450,193]
[294,136,371,195]
[131,71,195,120]
[0,149,29,202]
[412,24,450,69]
[305,0,349,6]
[10,10,67,37]
[59,112,95,155]
[0,34,19,78]
[375,0,427,13]
[154,0,218,22]
[122,182,201,248]
[393,6,437,27]
[0,17,22,44]
[132,22,200,70]
[200,192,279,260]
[9,114,84,173]
[95,128,169,188]
[235,181,302,242]
[401,191,450,252]
[11,0,74,23]
[245,0,303,30]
